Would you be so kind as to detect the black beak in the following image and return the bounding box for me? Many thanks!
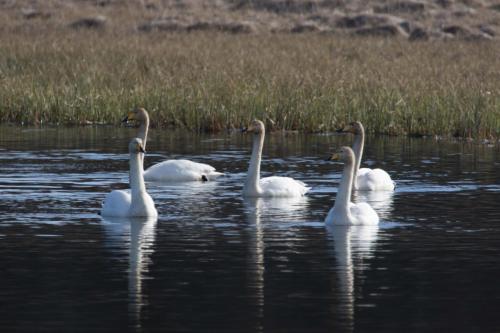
[139,146,145,153]
[121,116,129,123]
[241,127,248,133]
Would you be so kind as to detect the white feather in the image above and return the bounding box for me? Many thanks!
[101,138,157,218]
[144,159,223,182]
[356,167,395,191]
[325,147,379,226]
[259,176,311,198]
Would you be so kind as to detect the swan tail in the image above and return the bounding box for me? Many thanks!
[207,171,224,180]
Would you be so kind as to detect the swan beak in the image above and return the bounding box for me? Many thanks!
[139,145,145,153]
[328,153,340,161]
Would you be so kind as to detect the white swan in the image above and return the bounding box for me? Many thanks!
[123,107,223,182]
[101,138,158,217]
[325,146,379,225]
[344,121,395,191]
[242,119,310,198]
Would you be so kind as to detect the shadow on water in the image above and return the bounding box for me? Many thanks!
[0,126,499,332]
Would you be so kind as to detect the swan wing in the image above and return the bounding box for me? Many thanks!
[350,202,379,225]
[144,159,222,182]
[101,190,132,217]
[260,176,310,197]
[357,167,371,177]
[357,168,395,191]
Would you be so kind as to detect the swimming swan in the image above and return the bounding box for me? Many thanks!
[123,108,223,182]
[242,119,310,198]
[325,147,379,225]
[343,121,395,191]
[101,138,158,217]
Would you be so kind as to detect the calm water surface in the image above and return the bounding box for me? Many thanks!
[0,126,499,332]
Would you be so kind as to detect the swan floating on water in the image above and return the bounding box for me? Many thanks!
[343,121,395,191]
[242,119,310,198]
[123,107,223,182]
[101,138,158,217]
[325,146,379,225]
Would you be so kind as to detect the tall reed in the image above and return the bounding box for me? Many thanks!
[0,31,498,138]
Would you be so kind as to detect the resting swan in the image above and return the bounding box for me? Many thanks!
[242,119,310,198]
[325,146,379,225]
[101,138,158,217]
[123,108,223,182]
[343,121,395,191]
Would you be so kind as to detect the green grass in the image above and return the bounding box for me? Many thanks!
[0,31,499,138]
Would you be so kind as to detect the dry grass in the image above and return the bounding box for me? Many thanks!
[0,30,499,138]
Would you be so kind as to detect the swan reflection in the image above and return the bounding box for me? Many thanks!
[243,196,309,330]
[101,216,157,328]
[327,224,379,330]
[243,197,265,328]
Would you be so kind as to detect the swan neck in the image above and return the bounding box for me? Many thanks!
[130,152,147,198]
[335,157,354,213]
[137,117,149,165]
[352,129,364,189]
[138,117,149,149]
[244,132,264,195]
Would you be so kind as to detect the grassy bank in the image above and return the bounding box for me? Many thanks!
[0,31,499,138]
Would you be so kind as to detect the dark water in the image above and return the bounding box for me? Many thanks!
[0,126,499,332]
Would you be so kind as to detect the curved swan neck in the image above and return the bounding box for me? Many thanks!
[351,127,364,189]
[137,115,149,165]
[130,152,147,198]
[335,154,355,213]
[244,131,265,195]
[138,116,149,149]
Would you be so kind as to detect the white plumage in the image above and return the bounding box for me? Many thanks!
[258,176,310,198]
[144,159,223,182]
[325,201,379,226]
[345,121,395,191]
[356,167,395,191]
[242,120,310,198]
[123,107,222,182]
[101,138,158,218]
[325,146,379,226]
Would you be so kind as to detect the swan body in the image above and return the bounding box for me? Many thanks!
[345,121,395,191]
[242,120,310,198]
[255,176,309,197]
[357,167,394,191]
[144,159,223,182]
[123,108,222,182]
[325,146,379,226]
[101,138,158,217]
[325,201,379,226]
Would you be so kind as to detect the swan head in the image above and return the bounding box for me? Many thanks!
[129,138,146,154]
[328,146,355,165]
[243,119,265,135]
[343,121,364,135]
[122,107,149,125]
